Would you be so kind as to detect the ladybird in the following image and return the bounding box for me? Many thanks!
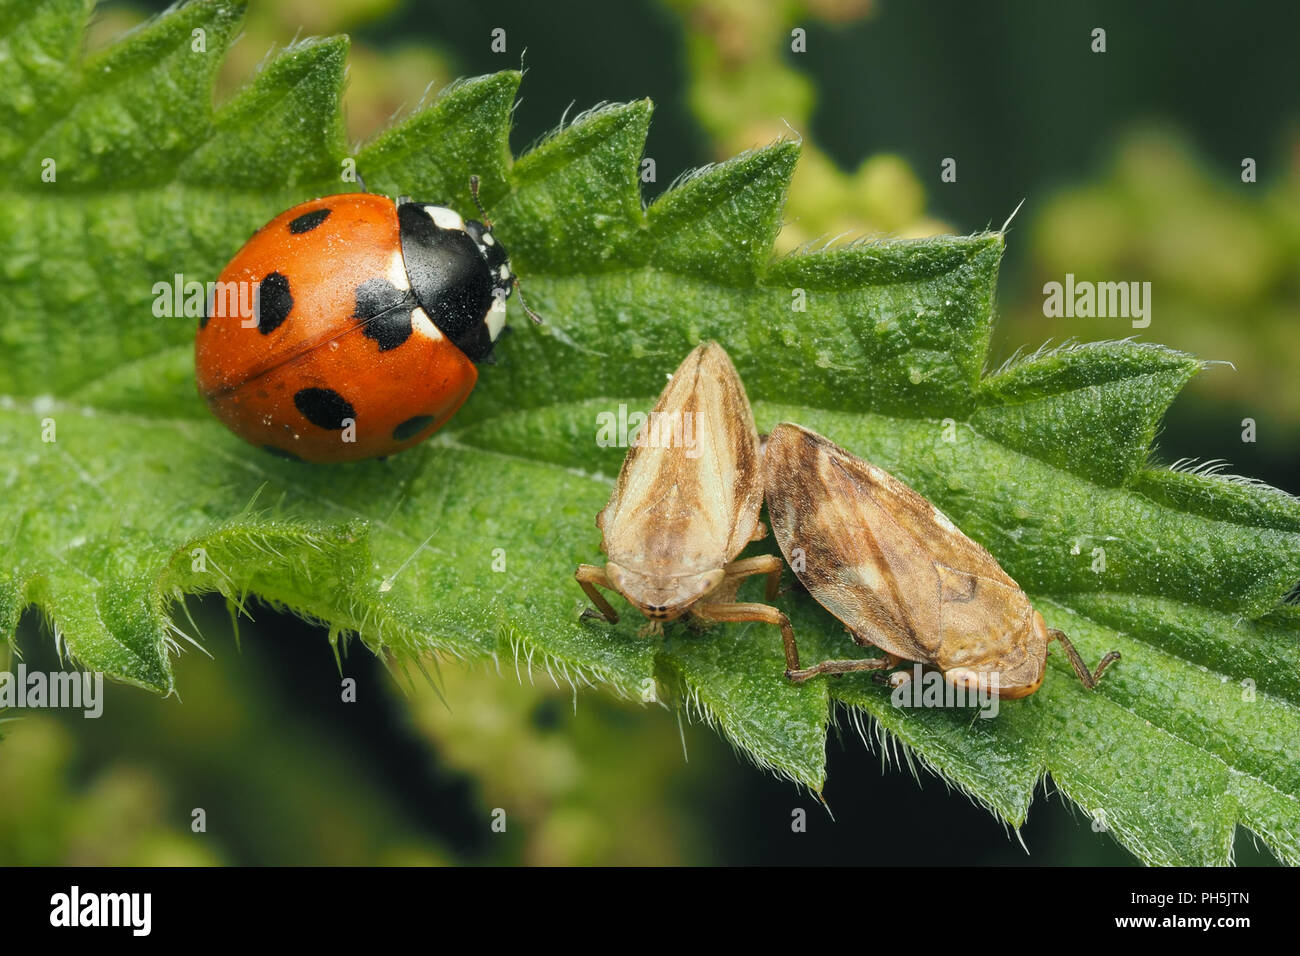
[195,178,537,463]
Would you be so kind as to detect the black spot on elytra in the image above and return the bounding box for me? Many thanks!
[393,414,435,442]
[288,208,331,234]
[257,271,293,334]
[199,287,214,329]
[262,444,302,461]
[354,277,415,351]
[294,387,355,430]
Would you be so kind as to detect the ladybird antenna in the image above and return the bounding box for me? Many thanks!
[355,170,368,194]
[468,174,491,227]
[513,277,544,324]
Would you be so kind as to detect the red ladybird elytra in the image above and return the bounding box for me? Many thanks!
[195,178,538,463]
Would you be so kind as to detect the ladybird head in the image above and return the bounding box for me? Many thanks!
[395,200,516,363]
[464,216,518,339]
[464,174,542,327]
[464,218,514,293]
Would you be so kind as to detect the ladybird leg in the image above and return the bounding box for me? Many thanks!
[512,278,545,324]
[1048,628,1120,689]
[691,600,800,673]
[748,521,769,543]
[721,553,782,601]
[575,564,620,624]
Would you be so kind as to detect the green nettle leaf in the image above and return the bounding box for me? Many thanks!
[2,0,1298,865]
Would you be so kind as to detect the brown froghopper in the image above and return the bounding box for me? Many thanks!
[763,423,1118,698]
[575,343,798,664]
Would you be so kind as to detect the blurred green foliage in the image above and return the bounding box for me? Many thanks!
[664,0,947,247]
[2,605,452,865]
[1004,127,1300,440]
[404,667,710,865]
[0,715,220,865]
[88,0,453,143]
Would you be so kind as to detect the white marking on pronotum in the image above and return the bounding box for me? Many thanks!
[486,298,508,340]
[387,250,409,289]
[482,233,495,246]
[426,205,465,231]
